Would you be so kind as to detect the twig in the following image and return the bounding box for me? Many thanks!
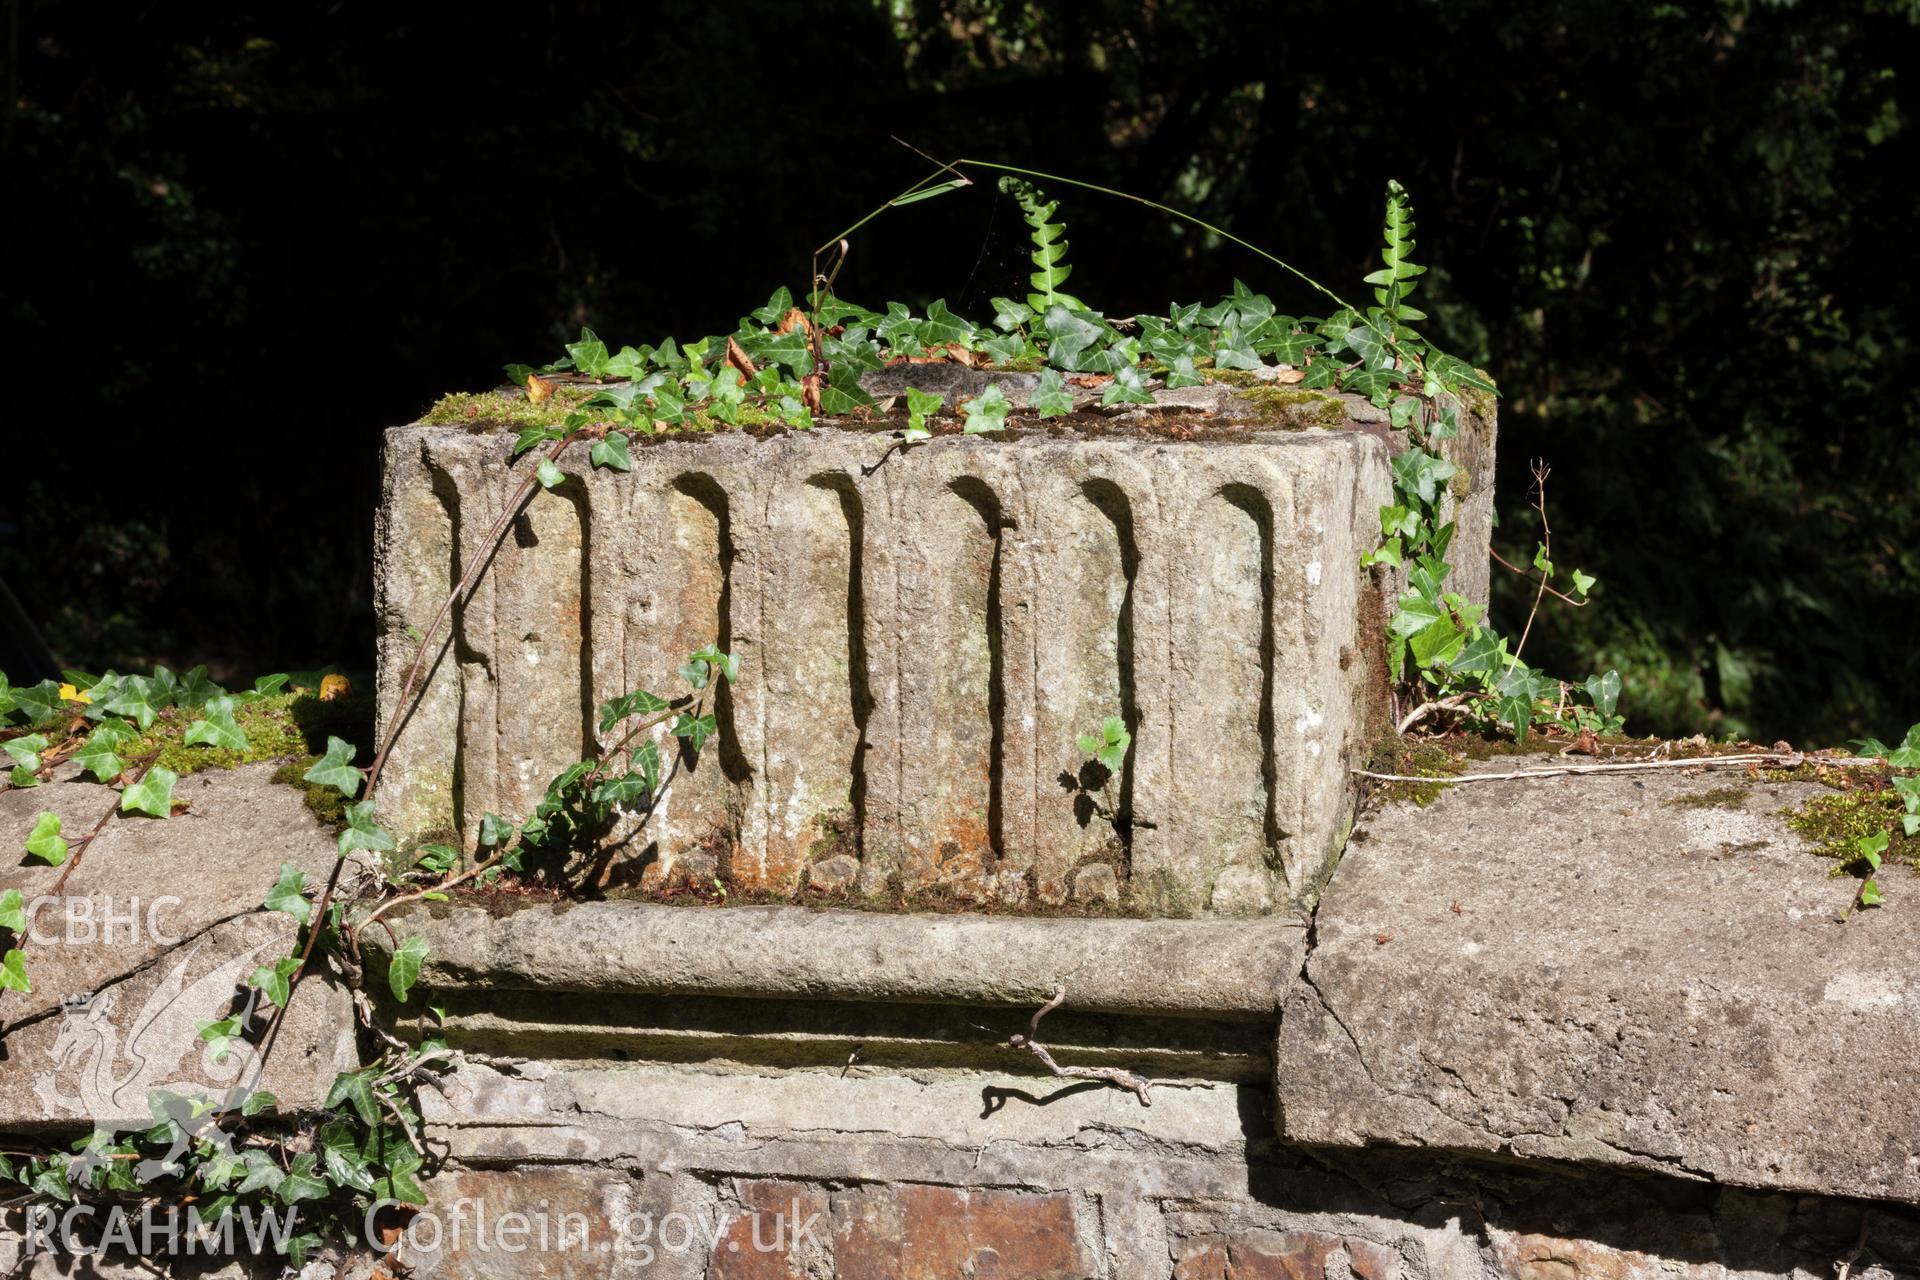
[1354,751,1878,786]
[1396,694,1475,735]
[1513,460,1554,662]
[1007,986,1152,1106]
[1490,546,1589,607]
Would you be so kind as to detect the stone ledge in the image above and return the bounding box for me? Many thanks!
[0,765,366,1130]
[1274,756,1920,1207]
[369,901,1308,1019]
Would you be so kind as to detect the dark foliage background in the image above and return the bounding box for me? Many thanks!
[4,0,1916,744]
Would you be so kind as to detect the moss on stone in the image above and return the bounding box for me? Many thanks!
[1202,368,1263,388]
[419,386,598,429]
[124,693,310,778]
[1367,737,1466,807]
[1237,386,1349,430]
[1782,789,1918,871]
[272,755,352,830]
[1662,786,1751,811]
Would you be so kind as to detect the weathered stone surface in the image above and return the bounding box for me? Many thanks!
[371,900,1307,1017]
[374,373,1486,910]
[0,765,363,1128]
[1173,1229,1396,1280]
[1276,759,1920,1204]
[0,764,347,1024]
[804,853,858,893]
[707,1179,831,1280]
[1070,861,1120,906]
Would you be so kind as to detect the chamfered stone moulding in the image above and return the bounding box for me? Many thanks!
[373,373,1494,914]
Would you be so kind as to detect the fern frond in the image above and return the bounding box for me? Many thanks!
[999,176,1087,314]
[1363,179,1428,325]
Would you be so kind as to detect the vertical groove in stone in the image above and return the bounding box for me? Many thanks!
[490,477,587,825]
[747,474,861,891]
[1027,478,1135,900]
[647,474,738,871]
[1172,483,1275,905]
[373,435,461,843]
[896,474,1001,892]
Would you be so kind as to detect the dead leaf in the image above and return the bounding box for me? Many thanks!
[319,674,353,702]
[776,307,811,337]
[943,343,979,367]
[725,335,759,380]
[526,374,554,405]
[58,682,92,705]
[801,373,823,415]
[1274,368,1306,384]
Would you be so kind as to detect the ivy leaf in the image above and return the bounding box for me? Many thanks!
[388,936,430,1002]
[512,426,557,458]
[184,696,249,752]
[1389,448,1460,506]
[25,811,68,865]
[0,948,29,993]
[1161,355,1205,389]
[633,739,662,794]
[819,365,876,416]
[248,956,302,1008]
[1860,879,1885,908]
[376,1148,428,1206]
[263,863,311,924]
[317,1119,376,1193]
[1571,569,1597,597]
[903,387,943,442]
[2,733,47,775]
[917,298,976,348]
[1100,366,1154,407]
[338,802,397,857]
[242,1090,278,1117]
[235,1149,285,1196]
[10,680,62,725]
[478,811,515,849]
[566,327,611,378]
[101,675,166,730]
[589,430,633,472]
[120,767,178,818]
[991,297,1034,331]
[591,772,651,808]
[303,736,364,799]
[536,458,565,489]
[72,734,125,782]
[962,384,1013,434]
[1030,369,1075,418]
[197,1015,242,1063]
[1,887,25,933]
[599,688,670,734]
[1584,670,1622,718]
[326,1070,382,1127]
[673,712,717,753]
[277,1153,329,1206]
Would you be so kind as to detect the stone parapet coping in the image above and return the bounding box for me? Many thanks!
[371,901,1308,1020]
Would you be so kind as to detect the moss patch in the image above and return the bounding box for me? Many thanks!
[418,385,598,430]
[1782,787,1919,872]
[1366,736,1466,806]
[1237,386,1349,430]
[1201,367,1263,388]
[123,693,313,777]
[1662,786,1751,811]
[272,756,352,829]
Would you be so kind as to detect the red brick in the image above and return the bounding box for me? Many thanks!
[708,1180,830,1280]
[1495,1232,1660,1280]
[835,1184,1091,1280]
